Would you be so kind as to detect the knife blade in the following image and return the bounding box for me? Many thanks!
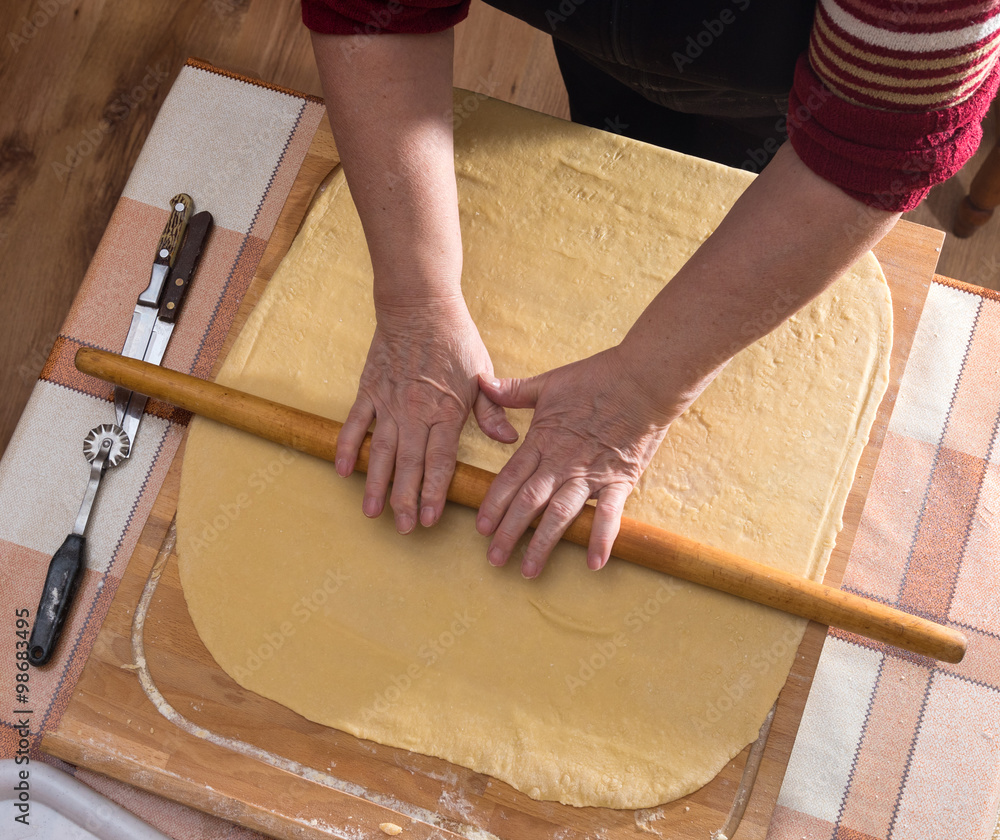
[113,194,193,434]
[121,210,214,445]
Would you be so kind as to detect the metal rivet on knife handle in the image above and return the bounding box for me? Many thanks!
[74,347,969,666]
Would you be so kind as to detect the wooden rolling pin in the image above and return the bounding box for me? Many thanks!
[76,346,967,664]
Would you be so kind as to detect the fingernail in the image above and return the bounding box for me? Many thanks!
[521,561,539,580]
[487,547,505,567]
[335,457,350,477]
[588,554,605,571]
[498,420,518,441]
[476,515,493,535]
[362,497,381,518]
[420,506,436,527]
[489,378,501,389]
[396,514,414,535]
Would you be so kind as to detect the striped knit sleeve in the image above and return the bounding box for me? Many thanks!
[788,0,1000,212]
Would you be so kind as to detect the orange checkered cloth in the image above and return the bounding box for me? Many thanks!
[1,60,998,839]
[769,275,1000,840]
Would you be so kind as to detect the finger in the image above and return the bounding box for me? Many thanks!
[520,479,591,579]
[486,469,559,571]
[476,442,541,537]
[389,423,429,534]
[362,417,397,519]
[477,373,544,410]
[587,483,631,571]
[419,421,462,527]
[335,394,375,476]
[472,389,519,444]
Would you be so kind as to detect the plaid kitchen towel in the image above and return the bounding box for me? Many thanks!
[1,59,998,840]
[767,277,1000,840]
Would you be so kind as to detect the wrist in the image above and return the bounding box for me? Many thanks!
[606,340,719,428]
[373,279,470,325]
[373,268,464,308]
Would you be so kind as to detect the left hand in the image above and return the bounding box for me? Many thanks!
[335,295,517,534]
[475,348,683,579]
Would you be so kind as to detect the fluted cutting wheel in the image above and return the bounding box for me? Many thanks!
[83,423,130,467]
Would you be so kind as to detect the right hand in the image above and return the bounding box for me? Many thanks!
[335,294,518,535]
[475,347,675,579]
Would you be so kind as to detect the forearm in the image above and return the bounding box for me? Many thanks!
[312,28,517,527]
[311,29,462,308]
[618,142,901,412]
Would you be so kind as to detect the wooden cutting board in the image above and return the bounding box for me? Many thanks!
[42,113,944,840]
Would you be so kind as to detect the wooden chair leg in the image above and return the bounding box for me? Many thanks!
[954,137,1000,238]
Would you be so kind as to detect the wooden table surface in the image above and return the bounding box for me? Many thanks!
[41,110,946,840]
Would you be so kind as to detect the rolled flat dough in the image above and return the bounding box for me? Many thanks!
[177,94,892,809]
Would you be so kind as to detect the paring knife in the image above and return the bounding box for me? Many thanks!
[114,193,193,446]
[121,210,214,446]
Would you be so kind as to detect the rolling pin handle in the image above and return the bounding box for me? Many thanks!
[27,533,86,666]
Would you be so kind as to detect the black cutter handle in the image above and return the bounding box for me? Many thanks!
[27,534,86,666]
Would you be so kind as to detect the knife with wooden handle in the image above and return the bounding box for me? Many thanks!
[121,210,214,446]
[74,346,969,665]
[114,195,193,443]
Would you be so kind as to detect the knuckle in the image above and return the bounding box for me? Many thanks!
[422,471,452,503]
[368,436,395,459]
[546,497,578,522]
[419,484,447,511]
[343,407,372,434]
[390,487,418,511]
[435,399,468,424]
[530,533,558,561]
[394,448,424,474]
[518,481,552,511]
[590,528,614,552]
[493,522,522,550]
[425,438,458,467]
[476,395,503,418]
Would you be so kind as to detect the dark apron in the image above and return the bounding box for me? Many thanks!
[481,0,815,168]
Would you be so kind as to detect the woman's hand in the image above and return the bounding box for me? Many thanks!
[336,295,517,535]
[475,347,684,579]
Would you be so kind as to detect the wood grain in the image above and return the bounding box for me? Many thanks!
[0,0,317,459]
[44,113,944,840]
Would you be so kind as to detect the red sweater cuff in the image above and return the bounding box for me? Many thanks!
[787,54,1000,213]
[302,0,471,35]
